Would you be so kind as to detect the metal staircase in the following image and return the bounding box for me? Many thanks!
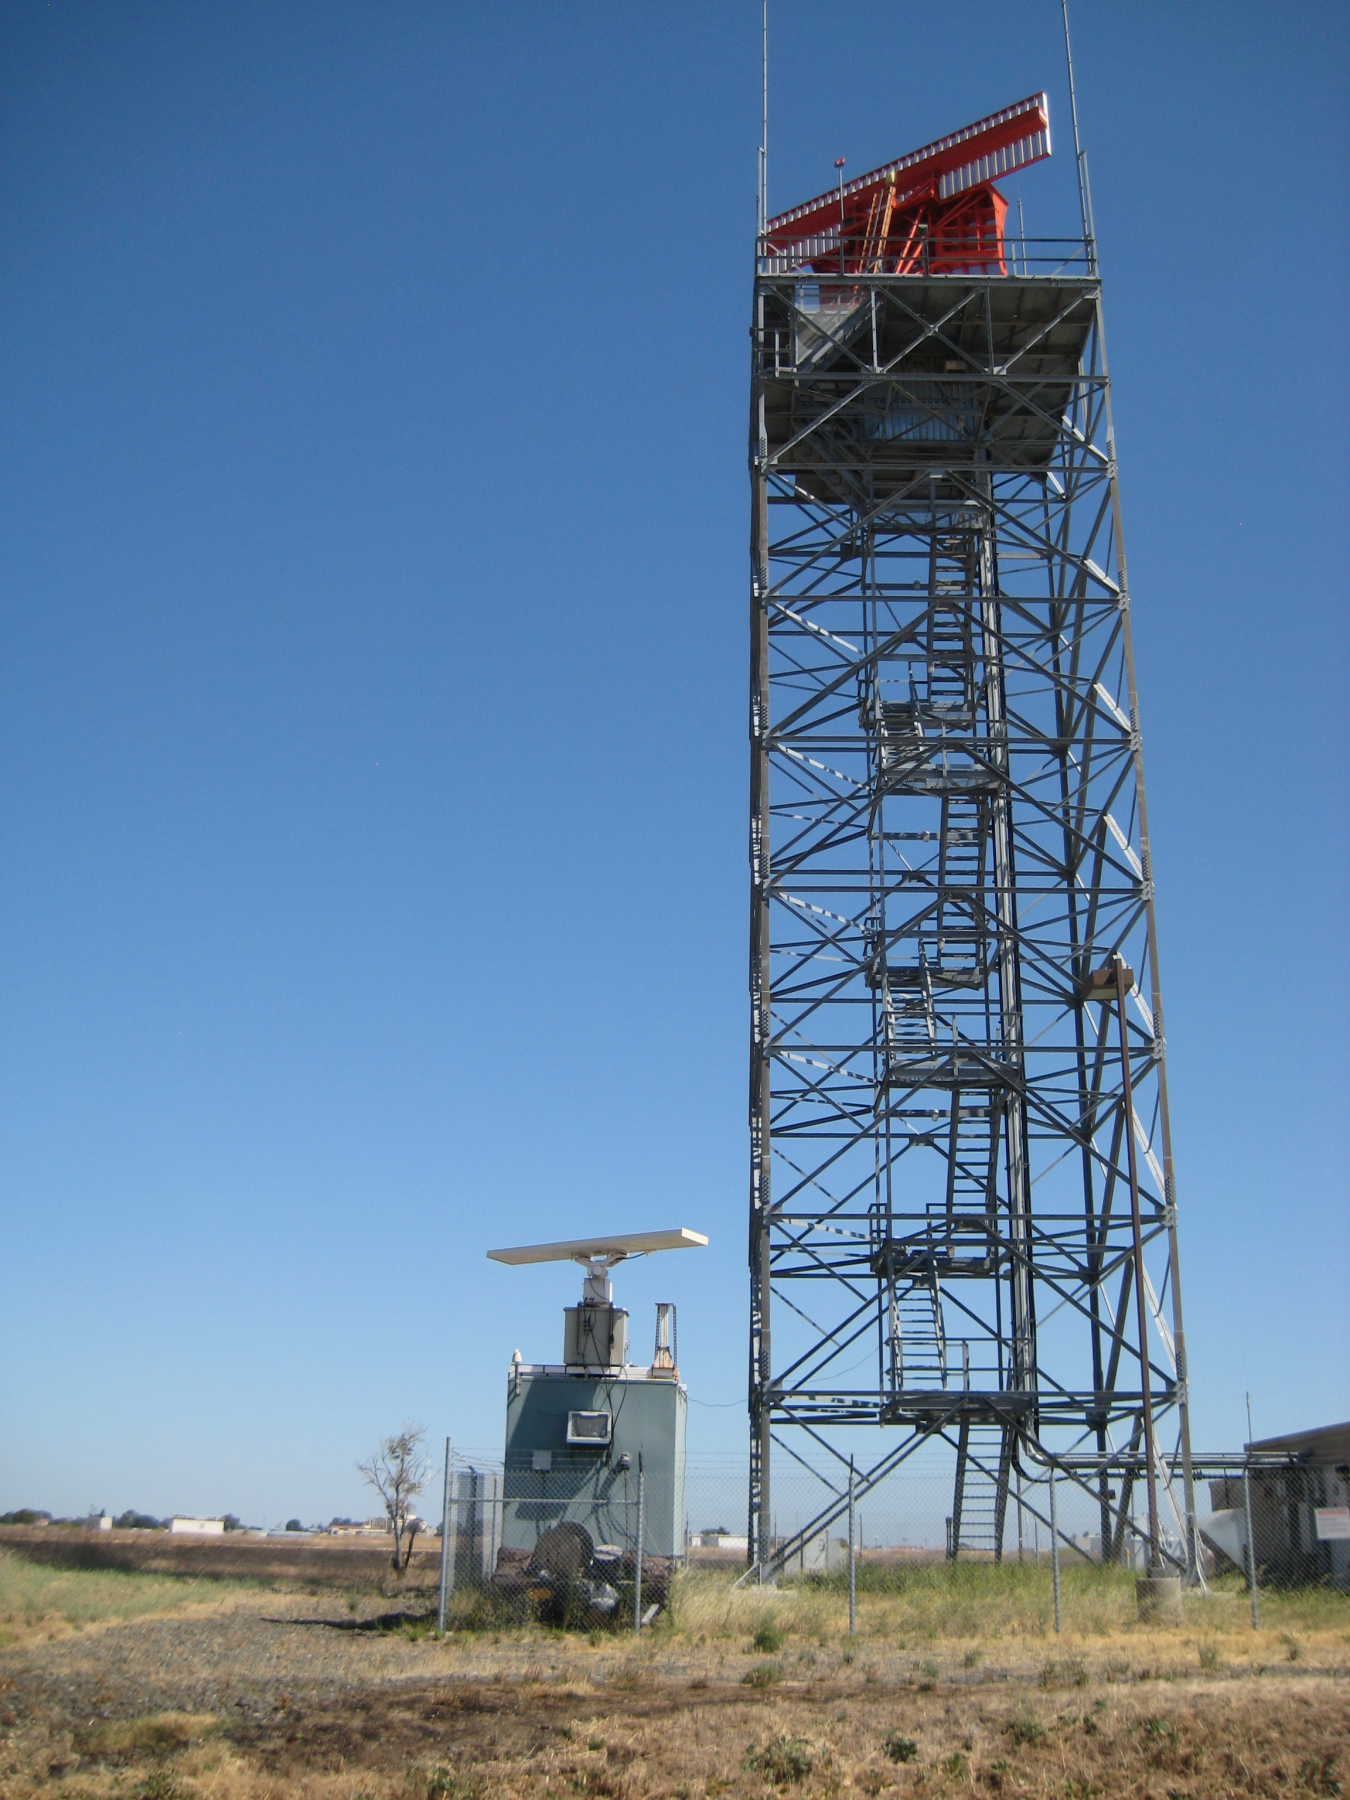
[886,1252,947,1390]
[948,1419,1013,1561]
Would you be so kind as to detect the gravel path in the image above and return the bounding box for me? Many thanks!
[0,1593,671,1743]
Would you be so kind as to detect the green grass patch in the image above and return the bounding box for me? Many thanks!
[670,1559,1349,1649]
[1006,1713,1046,1747]
[1202,1572,1350,1633]
[422,1769,488,1799]
[0,1549,255,1633]
[1041,1655,1089,1687]
[745,1735,814,1784]
[75,1712,220,1762]
[742,1659,782,1687]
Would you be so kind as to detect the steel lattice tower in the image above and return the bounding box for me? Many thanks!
[747,96,1197,1577]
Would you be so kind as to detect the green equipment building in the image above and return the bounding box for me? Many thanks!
[488,1229,707,1561]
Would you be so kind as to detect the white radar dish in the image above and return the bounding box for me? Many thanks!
[487,1228,707,1267]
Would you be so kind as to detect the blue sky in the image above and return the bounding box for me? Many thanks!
[1,2,1345,1526]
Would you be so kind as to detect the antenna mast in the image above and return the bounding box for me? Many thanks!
[1061,0,1096,263]
[759,0,768,240]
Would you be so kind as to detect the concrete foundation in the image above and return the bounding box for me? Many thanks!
[1135,1575,1182,1621]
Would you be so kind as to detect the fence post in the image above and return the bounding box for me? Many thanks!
[1049,1467,1062,1635]
[1242,1454,1259,1630]
[633,1457,645,1633]
[486,1469,500,1583]
[848,1457,856,1636]
[437,1437,452,1635]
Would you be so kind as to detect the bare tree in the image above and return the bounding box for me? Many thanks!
[358,1424,429,1572]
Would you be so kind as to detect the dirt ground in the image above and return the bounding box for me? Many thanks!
[1,1570,1347,1799]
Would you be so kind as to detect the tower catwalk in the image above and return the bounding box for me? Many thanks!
[748,96,1196,1577]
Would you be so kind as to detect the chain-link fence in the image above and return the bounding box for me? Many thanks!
[430,1440,1349,1628]
[1203,1458,1350,1595]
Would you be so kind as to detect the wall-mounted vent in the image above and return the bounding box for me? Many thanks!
[566,1410,612,1446]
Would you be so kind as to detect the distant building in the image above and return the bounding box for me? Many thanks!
[691,1530,749,1552]
[1067,1532,1145,1571]
[169,1517,225,1536]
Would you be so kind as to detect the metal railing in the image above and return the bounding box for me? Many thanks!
[756,235,1096,281]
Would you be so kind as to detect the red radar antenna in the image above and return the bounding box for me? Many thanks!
[765,93,1051,278]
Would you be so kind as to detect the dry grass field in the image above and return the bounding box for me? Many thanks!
[1,1545,1346,1798]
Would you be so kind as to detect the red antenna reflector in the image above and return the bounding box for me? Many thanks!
[768,93,1050,245]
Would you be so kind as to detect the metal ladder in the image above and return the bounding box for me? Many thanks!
[887,1252,947,1391]
[948,1419,1013,1561]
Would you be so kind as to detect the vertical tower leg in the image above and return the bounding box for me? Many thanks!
[979,498,1035,1407]
[748,288,773,1570]
[993,1425,1013,1565]
[950,1416,971,1560]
